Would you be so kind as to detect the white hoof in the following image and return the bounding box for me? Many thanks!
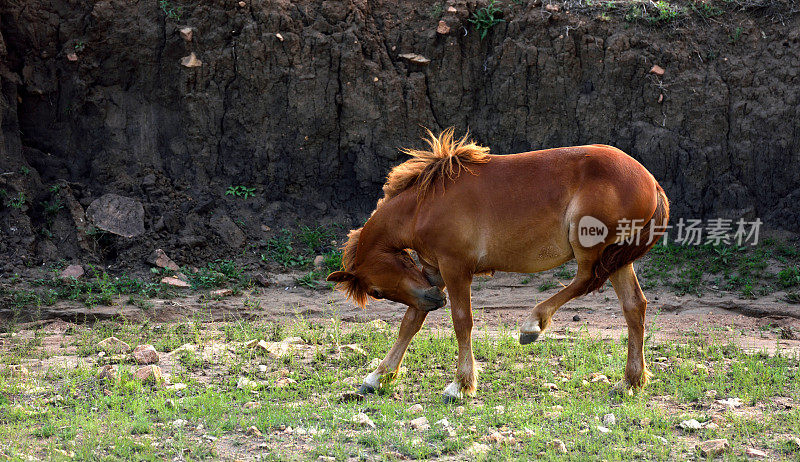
[442,381,463,402]
[364,371,381,389]
[520,320,541,335]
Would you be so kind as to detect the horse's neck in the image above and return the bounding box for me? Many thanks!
[363,192,416,251]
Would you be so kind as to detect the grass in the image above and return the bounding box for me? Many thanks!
[225,185,256,199]
[261,225,343,283]
[469,0,505,40]
[0,319,798,460]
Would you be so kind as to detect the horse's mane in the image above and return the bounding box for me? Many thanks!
[336,129,490,308]
[375,127,491,209]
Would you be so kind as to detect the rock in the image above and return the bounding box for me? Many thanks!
[148,249,179,271]
[243,401,261,410]
[258,364,267,373]
[96,364,118,381]
[572,314,581,321]
[167,383,187,391]
[253,273,271,287]
[275,377,296,388]
[409,416,429,431]
[650,64,665,76]
[352,412,375,428]
[589,373,610,384]
[67,52,78,62]
[161,276,190,287]
[407,404,423,414]
[86,194,145,238]
[282,336,304,344]
[602,413,616,426]
[716,397,743,408]
[246,426,262,437]
[679,419,703,431]
[179,27,193,41]
[467,442,490,455]
[454,405,465,415]
[134,365,163,384]
[367,319,389,331]
[313,255,325,269]
[697,439,729,457]
[434,418,450,428]
[209,213,245,248]
[60,264,84,279]
[167,343,196,356]
[437,20,450,34]
[97,336,131,354]
[251,340,290,357]
[398,53,430,65]
[209,288,233,297]
[596,425,611,434]
[180,52,202,68]
[172,419,187,428]
[744,447,767,458]
[653,435,668,445]
[237,377,260,389]
[339,344,367,356]
[447,6,458,12]
[545,3,560,12]
[238,0,246,6]
[549,439,567,454]
[132,344,159,365]
[542,382,558,391]
[275,33,284,41]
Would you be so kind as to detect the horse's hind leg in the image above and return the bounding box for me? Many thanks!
[360,306,428,394]
[609,263,651,393]
[519,253,599,344]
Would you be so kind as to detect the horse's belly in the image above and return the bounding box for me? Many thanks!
[481,240,573,274]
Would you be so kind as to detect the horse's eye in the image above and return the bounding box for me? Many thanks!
[368,288,384,299]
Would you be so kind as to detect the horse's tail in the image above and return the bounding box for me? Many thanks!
[584,183,670,294]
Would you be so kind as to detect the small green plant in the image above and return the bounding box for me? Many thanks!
[4,191,27,209]
[225,185,256,199]
[298,225,337,254]
[650,0,683,22]
[690,1,723,17]
[159,0,183,20]
[778,267,800,288]
[263,230,312,268]
[729,26,743,44]
[553,265,575,280]
[428,2,445,18]
[538,281,558,292]
[73,41,86,52]
[469,0,505,40]
[19,166,30,176]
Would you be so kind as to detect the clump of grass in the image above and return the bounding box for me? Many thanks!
[225,185,256,199]
[469,0,505,39]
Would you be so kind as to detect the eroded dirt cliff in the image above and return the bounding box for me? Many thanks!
[0,0,798,271]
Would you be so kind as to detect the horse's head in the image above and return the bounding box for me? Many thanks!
[327,249,447,311]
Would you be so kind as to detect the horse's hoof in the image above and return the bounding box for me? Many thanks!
[519,331,540,345]
[442,393,460,404]
[608,379,634,398]
[357,383,376,395]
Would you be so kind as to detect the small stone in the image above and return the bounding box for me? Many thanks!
[398,53,431,65]
[339,344,367,356]
[202,434,217,442]
[434,418,450,428]
[367,319,389,330]
[744,448,767,459]
[67,53,78,62]
[134,365,164,384]
[275,377,296,388]
[542,382,558,391]
[282,336,304,344]
[238,0,246,6]
[706,389,718,398]
[602,413,616,426]
[161,276,189,287]
[407,404,424,414]
[549,439,567,454]
[246,426,262,437]
[572,314,581,322]
[60,264,84,279]
[313,255,325,269]
[237,377,259,389]
[454,405,465,415]
[658,93,664,103]
[243,401,261,410]
[680,419,703,431]
[437,20,450,34]
[97,337,131,354]
[545,3,560,12]
[352,412,375,428]
[653,435,668,445]
[589,373,610,384]
[716,397,743,408]
[180,27,193,41]
[132,344,159,365]
[148,249,179,271]
[167,343,196,356]
[467,442,490,455]
[447,6,458,12]
[167,383,187,391]
[96,364,118,381]
[697,439,729,457]
[275,33,284,42]
[409,416,430,431]
[172,419,187,428]
[650,64,665,76]
[209,288,233,297]
[258,364,267,373]
[180,52,202,68]
[596,425,611,433]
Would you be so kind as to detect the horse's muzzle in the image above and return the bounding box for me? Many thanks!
[417,287,447,311]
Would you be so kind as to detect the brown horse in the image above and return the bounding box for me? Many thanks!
[328,129,669,402]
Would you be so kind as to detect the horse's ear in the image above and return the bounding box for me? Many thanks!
[326,271,354,283]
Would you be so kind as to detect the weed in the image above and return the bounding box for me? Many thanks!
[690,1,723,17]
[538,281,558,292]
[428,2,445,18]
[158,0,183,20]
[298,225,337,254]
[469,0,505,40]
[263,230,311,268]
[553,265,575,280]
[225,185,256,199]
[778,267,800,288]
[73,41,86,52]
[3,191,27,209]
[19,166,30,176]
[729,26,743,44]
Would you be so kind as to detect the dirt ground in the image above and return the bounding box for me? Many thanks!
[30,270,800,356]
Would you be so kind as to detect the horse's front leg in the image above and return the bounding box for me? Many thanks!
[360,306,428,394]
[439,266,476,403]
